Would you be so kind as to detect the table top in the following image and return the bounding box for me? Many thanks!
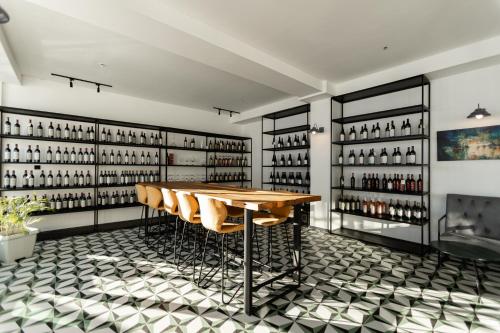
[138,182,321,210]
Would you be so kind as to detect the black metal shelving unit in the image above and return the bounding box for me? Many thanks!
[0,106,252,234]
[165,128,252,188]
[330,75,431,254]
[261,104,310,225]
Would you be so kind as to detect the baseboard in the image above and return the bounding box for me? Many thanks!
[37,219,142,241]
[330,228,429,255]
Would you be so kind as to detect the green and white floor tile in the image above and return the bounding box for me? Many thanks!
[0,226,499,332]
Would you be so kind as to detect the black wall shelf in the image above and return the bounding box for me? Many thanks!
[332,134,428,145]
[332,105,428,124]
[330,75,431,254]
[261,104,311,226]
[0,106,252,233]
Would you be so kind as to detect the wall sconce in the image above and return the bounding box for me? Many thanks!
[309,123,324,135]
[467,104,491,119]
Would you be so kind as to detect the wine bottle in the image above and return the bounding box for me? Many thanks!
[12,144,19,163]
[358,149,365,165]
[4,117,11,135]
[48,122,54,138]
[4,144,10,162]
[404,119,411,136]
[350,173,355,188]
[26,145,33,163]
[380,148,388,165]
[13,120,20,136]
[37,122,43,137]
[34,145,40,163]
[28,120,34,136]
[339,127,345,141]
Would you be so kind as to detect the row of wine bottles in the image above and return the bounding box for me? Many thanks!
[271,152,309,167]
[271,187,310,194]
[269,171,310,186]
[271,133,308,148]
[3,170,92,189]
[208,155,249,167]
[98,170,160,186]
[208,172,248,182]
[3,117,163,145]
[41,190,137,210]
[100,149,159,165]
[182,137,248,152]
[335,196,428,221]
[3,144,163,166]
[339,146,417,165]
[339,118,424,141]
[339,173,424,193]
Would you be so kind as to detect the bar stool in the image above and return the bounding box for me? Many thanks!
[135,184,148,239]
[253,206,294,273]
[145,186,167,250]
[175,191,203,281]
[160,188,180,258]
[196,195,244,304]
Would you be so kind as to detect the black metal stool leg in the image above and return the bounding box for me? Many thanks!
[472,260,481,294]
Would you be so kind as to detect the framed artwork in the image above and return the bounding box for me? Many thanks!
[437,125,500,161]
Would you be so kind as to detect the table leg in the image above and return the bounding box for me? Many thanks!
[472,260,481,294]
[244,208,253,316]
[144,206,149,240]
[293,205,302,286]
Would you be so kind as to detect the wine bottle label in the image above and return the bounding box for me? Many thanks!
[4,124,10,134]
[12,151,19,160]
[9,178,16,187]
[348,157,354,165]
[48,129,54,137]
[56,201,62,210]
[389,206,395,216]
[339,134,345,141]
[368,156,375,164]
[395,156,401,164]
[4,151,10,160]
[34,152,40,161]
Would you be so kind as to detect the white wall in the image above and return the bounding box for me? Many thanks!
[1,76,245,232]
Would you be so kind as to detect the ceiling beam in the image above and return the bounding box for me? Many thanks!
[26,0,323,97]
[0,26,21,84]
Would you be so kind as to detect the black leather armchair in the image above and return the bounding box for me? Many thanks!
[431,194,500,292]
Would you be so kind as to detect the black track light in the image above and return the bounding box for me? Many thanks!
[51,73,112,94]
[213,107,240,117]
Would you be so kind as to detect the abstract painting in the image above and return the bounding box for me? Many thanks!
[437,125,500,161]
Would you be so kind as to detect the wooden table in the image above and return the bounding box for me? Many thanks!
[138,182,321,315]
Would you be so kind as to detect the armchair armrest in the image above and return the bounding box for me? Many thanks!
[438,214,447,240]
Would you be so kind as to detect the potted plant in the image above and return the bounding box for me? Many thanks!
[0,196,49,264]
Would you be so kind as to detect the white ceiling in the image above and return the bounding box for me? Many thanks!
[0,0,288,111]
[163,0,500,82]
[2,0,500,112]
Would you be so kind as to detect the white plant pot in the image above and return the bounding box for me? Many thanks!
[0,226,39,264]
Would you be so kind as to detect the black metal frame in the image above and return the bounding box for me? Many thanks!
[329,75,431,254]
[165,128,252,187]
[261,104,311,225]
[0,106,252,233]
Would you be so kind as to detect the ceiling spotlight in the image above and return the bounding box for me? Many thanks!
[467,104,491,119]
[98,63,106,68]
[309,123,324,135]
[383,46,389,50]
[96,84,100,93]
[230,111,233,117]
[0,6,10,24]
[69,78,74,88]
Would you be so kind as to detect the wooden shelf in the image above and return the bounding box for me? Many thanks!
[332,105,428,124]
[3,161,96,166]
[262,165,309,168]
[332,134,428,145]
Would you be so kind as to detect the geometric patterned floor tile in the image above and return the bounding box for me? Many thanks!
[1,226,500,332]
